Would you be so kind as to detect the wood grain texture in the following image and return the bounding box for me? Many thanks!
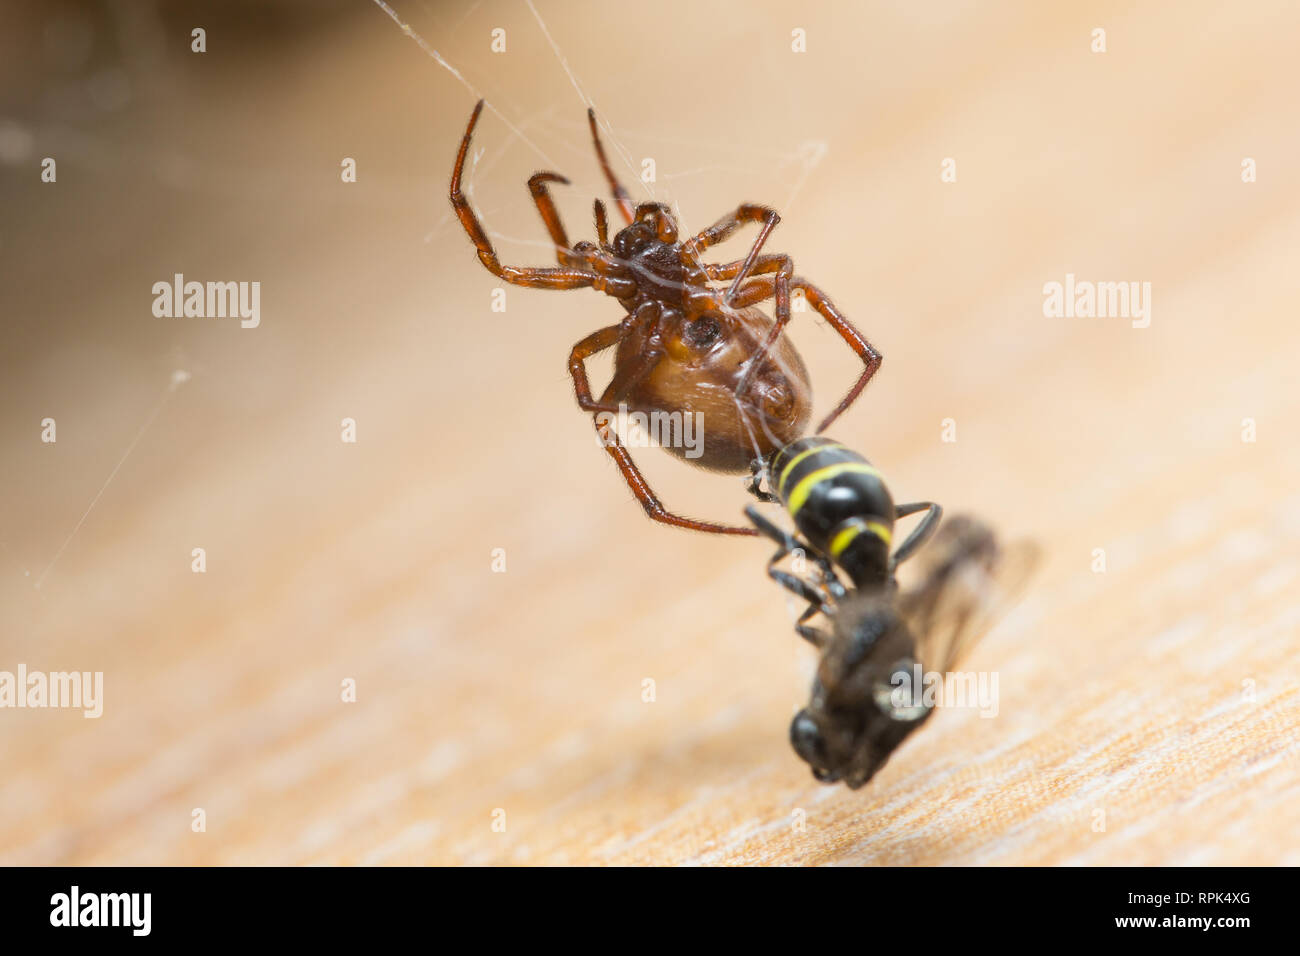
[1,0,1297,866]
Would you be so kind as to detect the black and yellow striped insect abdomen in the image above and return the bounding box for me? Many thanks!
[770,437,896,589]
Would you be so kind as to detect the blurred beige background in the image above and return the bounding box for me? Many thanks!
[1,0,1297,865]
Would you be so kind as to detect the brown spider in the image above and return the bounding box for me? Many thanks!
[450,100,882,535]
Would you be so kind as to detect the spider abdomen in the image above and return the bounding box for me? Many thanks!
[616,307,812,473]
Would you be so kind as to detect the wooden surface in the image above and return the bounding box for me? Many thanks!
[2,1,1298,865]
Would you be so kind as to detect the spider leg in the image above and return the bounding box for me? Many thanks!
[527,172,583,267]
[722,214,782,304]
[688,255,791,314]
[633,202,678,242]
[594,417,759,536]
[705,254,789,283]
[727,264,793,402]
[451,100,602,290]
[568,324,631,415]
[568,302,670,413]
[569,243,639,298]
[796,278,882,433]
[720,273,882,433]
[570,314,756,536]
[681,204,780,266]
[587,108,635,225]
[593,200,610,248]
[527,170,634,285]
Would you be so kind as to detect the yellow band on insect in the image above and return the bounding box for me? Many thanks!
[786,462,882,517]
[829,520,892,559]
[776,443,848,497]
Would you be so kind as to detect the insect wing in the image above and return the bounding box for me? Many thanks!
[897,515,1039,674]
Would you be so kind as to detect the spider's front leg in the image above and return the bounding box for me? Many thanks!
[450,100,599,290]
[587,109,635,225]
[527,172,584,268]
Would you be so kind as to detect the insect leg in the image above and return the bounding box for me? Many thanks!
[746,458,778,503]
[770,568,835,632]
[795,607,833,649]
[744,503,800,555]
[745,505,843,616]
[890,502,944,571]
[746,507,850,645]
